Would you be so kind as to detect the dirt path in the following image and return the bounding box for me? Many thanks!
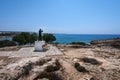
[0,45,63,57]
[62,60,83,80]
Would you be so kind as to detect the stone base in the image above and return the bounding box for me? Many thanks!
[34,41,45,52]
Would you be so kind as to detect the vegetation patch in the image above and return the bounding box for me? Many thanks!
[45,59,61,72]
[0,40,16,48]
[43,33,56,43]
[13,32,37,45]
[111,43,120,49]
[37,58,52,66]
[82,57,102,65]
[34,72,62,80]
[70,42,86,45]
[13,32,56,45]
[74,63,87,72]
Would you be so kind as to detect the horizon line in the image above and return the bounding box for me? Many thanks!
[0,31,120,35]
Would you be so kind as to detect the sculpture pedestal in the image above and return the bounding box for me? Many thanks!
[34,41,45,51]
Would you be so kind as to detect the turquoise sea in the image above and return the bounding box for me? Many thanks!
[0,37,12,41]
[0,34,120,44]
[54,34,120,44]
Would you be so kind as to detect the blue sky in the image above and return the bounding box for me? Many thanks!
[0,0,120,34]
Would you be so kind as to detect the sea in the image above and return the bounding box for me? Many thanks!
[0,34,120,44]
[54,34,120,44]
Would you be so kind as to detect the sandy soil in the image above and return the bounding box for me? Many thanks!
[0,46,22,51]
[56,45,120,80]
[0,45,120,80]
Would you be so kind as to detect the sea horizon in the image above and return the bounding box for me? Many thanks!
[1,30,120,35]
[54,34,120,44]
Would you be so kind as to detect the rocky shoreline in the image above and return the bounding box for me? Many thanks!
[90,38,120,47]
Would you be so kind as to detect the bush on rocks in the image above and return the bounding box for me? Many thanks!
[70,42,86,45]
[0,40,16,48]
[74,63,87,72]
[82,57,102,65]
[45,59,61,72]
[34,72,62,80]
[36,58,52,66]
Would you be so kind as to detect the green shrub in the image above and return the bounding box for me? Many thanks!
[13,32,37,45]
[74,63,87,72]
[82,57,102,65]
[43,33,56,43]
[45,60,61,72]
[70,42,86,45]
[35,72,62,80]
[0,40,16,48]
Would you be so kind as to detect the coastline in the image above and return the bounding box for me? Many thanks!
[0,34,120,44]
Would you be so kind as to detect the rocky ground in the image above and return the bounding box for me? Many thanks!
[0,46,22,51]
[0,45,120,80]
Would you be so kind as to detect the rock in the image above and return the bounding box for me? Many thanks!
[73,58,79,62]
[0,73,11,80]
[60,49,65,51]
[80,74,93,80]
[0,57,62,80]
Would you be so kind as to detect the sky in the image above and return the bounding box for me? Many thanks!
[0,0,120,34]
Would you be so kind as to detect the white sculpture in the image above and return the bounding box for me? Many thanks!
[35,41,45,51]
